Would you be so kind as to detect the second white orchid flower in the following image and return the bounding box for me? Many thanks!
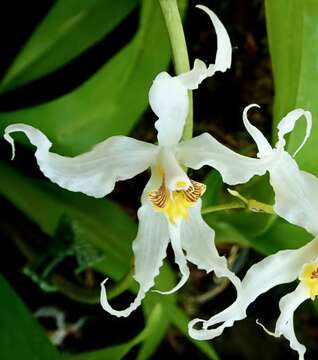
[189,105,316,360]
[4,6,261,317]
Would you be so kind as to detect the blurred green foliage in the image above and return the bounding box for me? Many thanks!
[1,0,317,359]
[0,0,171,154]
[0,0,139,92]
[0,275,61,360]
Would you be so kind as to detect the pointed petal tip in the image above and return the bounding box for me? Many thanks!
[243,103,261,113]
[195,5,220,22]
[100,278,109,287]
[195,4,208,11]
[188,317,227,340]
[242,104,273,157]
[256,319,275,336]
[3,131,16,160]
[188,318,207,340]
[100,277,144,318]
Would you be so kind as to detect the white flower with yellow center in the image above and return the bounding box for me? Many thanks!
[3,6,264,318]
[188,105,318,360]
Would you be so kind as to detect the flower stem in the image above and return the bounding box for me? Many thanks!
[201,203,245,215]
[201,199,274,215]
[158,0,193,140]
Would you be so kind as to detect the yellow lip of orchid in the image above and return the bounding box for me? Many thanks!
[148,178,206,224]
[299,262,318,299]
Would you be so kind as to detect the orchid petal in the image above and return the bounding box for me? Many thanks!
[155,221,189,295]
[4,124,158,198]
[181,200,241,291]
[242,104,272,157]
[177,133,270,185]
[275,109,312,156]
[269,152,318,236]
[149,72,188,147]
[189,238,318,340]
[178,6,232,89]
[100,200,169,317]
[258,283,309,360]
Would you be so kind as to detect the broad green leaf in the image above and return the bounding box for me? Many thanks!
[0,0,139,92]
[206,209,311,255]
[265,0,303,127]
[0,161,135,280]
[266,0,318,175]
[0,275,61,360]
[0,0,170,155]
[251,218,312,255]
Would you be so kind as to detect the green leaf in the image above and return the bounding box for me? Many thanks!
[201,170,223,208]
[0,0,139,92]
[251,218,312,255]
[266,0,318,175]
[0,275,61,360]
[0,161,135,280]
[0,0,170,155]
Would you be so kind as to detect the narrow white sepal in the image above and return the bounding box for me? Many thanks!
[177,132,270,185]
[178,5,232,89]
[4,124,158,198]
[257,283,309,360]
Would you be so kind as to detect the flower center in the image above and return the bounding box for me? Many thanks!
[299,262,318,299]
[148,179,206,224]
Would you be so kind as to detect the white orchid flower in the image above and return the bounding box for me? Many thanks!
[3,6,262,318]
[188,105,318,360]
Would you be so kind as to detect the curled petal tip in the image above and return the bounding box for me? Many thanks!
[243,104,272,157]
[244,103,261,112]
[100,278,109,287]
[195,4,206,10]
[3,132,16,160]
[255,319,274,336]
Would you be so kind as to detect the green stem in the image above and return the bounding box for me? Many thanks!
[158,0,193,140]
[201,200,274,216]
[51,274,100,304]
[201,203,245,215]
